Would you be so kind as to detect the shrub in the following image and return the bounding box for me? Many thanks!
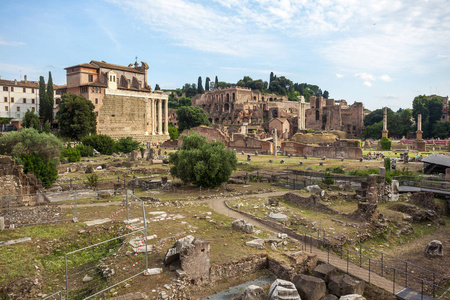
[384,157,391,171]
[116,137,140,154]
[61,145,81,162]
[380,137,391,150]
[76,144,94,157]
[81,134,117,155]
[322,172,334,185]
[332,166,345,174]
[20,153,58,187]
[85,173,99,189]
[348,168,379,176]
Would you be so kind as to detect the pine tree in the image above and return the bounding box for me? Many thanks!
[46,72,54,122]
[205,77,210,91]
[197,76,204,94]
[215,76,219,89]
[155,84,161,90]
[38,76,46,118]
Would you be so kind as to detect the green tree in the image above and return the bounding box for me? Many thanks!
[364,121,383,139]
[323,90,329,99]
[169,132,237,188]
[427,97,443,135]
[22,110,40,130]
[168,124,179,140]
[214,76,219,89]
[59,93,97,140]
[155,84,161,91]
[432,121,450,139]
[21,153,58,187]
[80,134,117,155]
[116,137,140,153]
[0,128,62,159]
[38,76,47,118]
[46,71,54,122]
[205,77,210,91]
[197,76,204,94]
[177,106,210,132]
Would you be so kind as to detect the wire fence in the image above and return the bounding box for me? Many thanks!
[43,192,150,300]
[304,228,450,299]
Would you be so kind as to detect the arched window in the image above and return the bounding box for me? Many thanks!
[316,110,320,121]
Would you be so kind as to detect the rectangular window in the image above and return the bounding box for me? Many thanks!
[23,87,26,93]
[5,106,8,111]
[32,107,35,112]
[2,86,7,91]
[3,97,6,102]
[11,87,14,92]
[23,98,26,103]
[95,98,98,104]
[32,99,35,104]
[11,97,14,103]
[32,88,35,93]
[98,88,101,93]
[91,87,94,93]
[17,107,20,112]
[88,75,93,82]
[80,87,88,93]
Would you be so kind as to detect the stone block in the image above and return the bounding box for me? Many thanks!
[0,217,4,231]
[269,279,301,300]
[328,275,365,297]
[242,285,268,300]
[293,273,326,300]
[321,295,338,300]
[339,295,366,300]
[313,263,337,283]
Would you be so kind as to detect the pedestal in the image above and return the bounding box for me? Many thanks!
[382,130,388,138]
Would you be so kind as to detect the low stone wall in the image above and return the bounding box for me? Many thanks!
[285,192,338,214]
[179,126,229,147]
[281,142,362,159]
[229,134,272,154]
[210,254,268,283]
[161,140,178,149]
[268,257,296,281]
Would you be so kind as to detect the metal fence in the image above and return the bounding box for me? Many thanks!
[44,192,150,300]
[0,189,135,228]
[303,228,450,299]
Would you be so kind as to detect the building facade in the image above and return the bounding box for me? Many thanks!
[0,76,60,121]
[58,60,169,143]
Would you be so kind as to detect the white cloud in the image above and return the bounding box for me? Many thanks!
[336,73,344,78]
[363,81,372,87]
[0,37,25,46]
[355,73,375,81]
[379,74,393,82]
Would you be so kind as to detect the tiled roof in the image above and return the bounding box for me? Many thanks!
[64,63,99,70]
[0,79,59,89]
[90,60,145,74]
[79,82,108,88]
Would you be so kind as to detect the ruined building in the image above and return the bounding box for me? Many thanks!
[192,87,298,125]
[57,60,169,143]
[305,96,364,137]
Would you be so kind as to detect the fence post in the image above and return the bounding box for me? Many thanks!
[126,190,129,221]
[432,273,435,297]
[405,262,408,288]
[8,195,13,229]
[304,233,307,251]
[347,250,349,273]
[141,199,148,270]
[421,280,424,300]
[341,244,343,259]
[369,258,371,283]
[65,253,69,300]
[359,244,362,267]
[381,253,384,277]
[74,191,77,221]
[327,246,330,263]
[393,268,396,295]
[309,236,312,253]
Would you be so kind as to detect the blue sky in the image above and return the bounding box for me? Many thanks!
[1,0,449,111]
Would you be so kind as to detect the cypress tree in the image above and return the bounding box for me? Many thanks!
[197,76,204,94]
[205,77,210,91]
[269,72,274,90]
[215,76,219,89]
[155,84,161,90]
[38,76,46,118]
[46,72,54,122]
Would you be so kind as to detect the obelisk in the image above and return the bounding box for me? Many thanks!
[382,107,389,138]
[273,128,277,156]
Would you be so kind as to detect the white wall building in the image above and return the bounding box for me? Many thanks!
[0,75,60,120]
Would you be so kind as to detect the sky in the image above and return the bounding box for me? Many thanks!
[0,0,449,111]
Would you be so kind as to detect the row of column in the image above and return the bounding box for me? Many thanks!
[151,98,169,136]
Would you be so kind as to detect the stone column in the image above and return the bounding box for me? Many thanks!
[416,114,423,140]
[273,128,277,156]
[164,99,169,135]
[298,95,306,131]
[382,107,389,138]
[158,99,163,135]
[151,99,156,135]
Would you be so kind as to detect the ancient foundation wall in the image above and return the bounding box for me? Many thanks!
[209,254,268,283]
[229,135,272,153]
[178,126,229,147]
[281,142,362,159]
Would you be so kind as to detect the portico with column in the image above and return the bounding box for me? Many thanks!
[148,96,169,138]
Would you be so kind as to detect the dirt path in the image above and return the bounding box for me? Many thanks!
[206,191,407,296]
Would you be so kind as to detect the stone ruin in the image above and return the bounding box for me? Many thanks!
[350,175,380,221]
[0,155,42,206]
[232,219,254,234]
[163,235,210,284]
[425,240,443,258]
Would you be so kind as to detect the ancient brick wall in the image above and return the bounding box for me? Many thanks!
[209,254,268,283]
[178,126,229,147]
[281,142,362,159]
[229,134,272,153]
[0,156,41,206]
